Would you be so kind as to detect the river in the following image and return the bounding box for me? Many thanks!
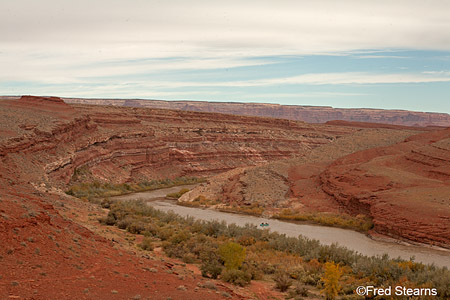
[113,186,450,268]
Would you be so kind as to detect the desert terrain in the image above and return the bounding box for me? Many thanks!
[1,96,449,299]
[61,97,450,127]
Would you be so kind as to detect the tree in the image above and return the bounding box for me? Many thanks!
[218,242,246,270]
[321,261,343,300]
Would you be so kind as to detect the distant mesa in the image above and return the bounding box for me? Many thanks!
[61,97,450,127]
[2,95,74,113]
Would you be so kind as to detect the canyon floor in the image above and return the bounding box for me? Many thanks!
[1,96,449,299]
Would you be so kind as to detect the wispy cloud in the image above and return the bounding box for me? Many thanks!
[124,72,450,89]
[1,1,450,113]
[357,55,411,59]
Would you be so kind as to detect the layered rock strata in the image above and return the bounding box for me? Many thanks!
[61,97,450,127]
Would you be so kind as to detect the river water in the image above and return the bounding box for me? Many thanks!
[113,186,450,268]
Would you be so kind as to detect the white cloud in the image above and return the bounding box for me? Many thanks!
[1,0,450,104]
[122,72,450,89]
[1,0,450,57]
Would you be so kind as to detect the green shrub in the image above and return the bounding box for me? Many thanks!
[169,231,190,245]
[182,253,196,264]
[117,217,133,230]
[221,269,251,286]
[127,221,146,234]
[201,259,224,279]
[138,237,154,251]
[241,261,263,280]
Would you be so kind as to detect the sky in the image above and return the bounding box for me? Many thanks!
[1,0,450,113]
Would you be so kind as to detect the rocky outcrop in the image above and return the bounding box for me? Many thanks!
[180,127,418,211]
[61,97,450,127]
[1,97,359,186]
[319,128,450,248]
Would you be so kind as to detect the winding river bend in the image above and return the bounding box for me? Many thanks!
[113,186,450,268]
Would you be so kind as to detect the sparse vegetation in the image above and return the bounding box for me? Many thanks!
[219,203,264,216]
[166,188,190,199]
[93,198,450,297]
[274,209,374,232]
[220,269,251,286]
[66,177,205,201]
[273,270,292,292]
[138,237,154,251]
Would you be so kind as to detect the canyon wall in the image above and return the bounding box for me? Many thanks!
[1,96,358,187]
[60,97,450,127]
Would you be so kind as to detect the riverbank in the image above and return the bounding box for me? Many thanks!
[99,196,450,299]
[111,186,450,268]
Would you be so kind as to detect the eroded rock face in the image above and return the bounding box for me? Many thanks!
[320,128,450,248]
[1,96,357,186]
[62,97,450,127]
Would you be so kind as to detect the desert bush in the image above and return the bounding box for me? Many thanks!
[138,237,153,251]
[169,230,191,245]
[144,223,159,237]
[241,261,264,280]
[273,270,292,292]
[237,235,256,246]
[274,209,373,232]
[166,188,190,199]
[201,258,224,279]
[154,225,175,241]
[117,217,133,230]
[100,198,113,208]
[127,221,146,234]
[163,241,189,258]
[199,245,223,279]
[182,253,196,264]
[293,283,309,297]
[221,269,251,286]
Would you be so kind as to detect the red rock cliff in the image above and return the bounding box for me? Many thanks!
[61,97,450,127]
